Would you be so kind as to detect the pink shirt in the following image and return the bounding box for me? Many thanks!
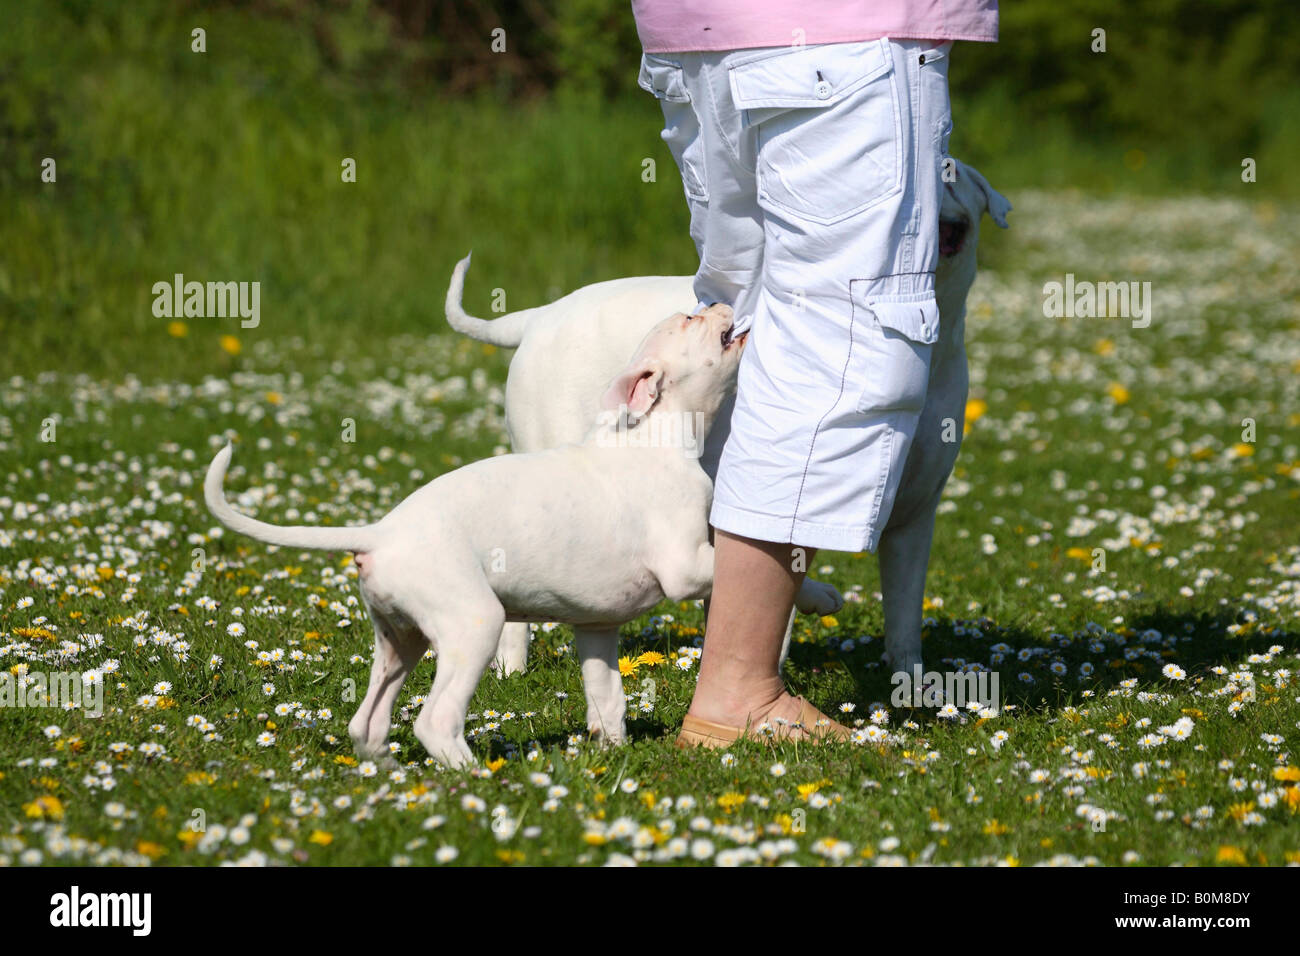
[631,1,997,52]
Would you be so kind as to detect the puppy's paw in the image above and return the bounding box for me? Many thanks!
[587,725,627,749]
[794,578,844,616]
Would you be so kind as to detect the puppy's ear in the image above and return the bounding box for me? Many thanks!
[601,357,666,419]
[958,160,1012,229]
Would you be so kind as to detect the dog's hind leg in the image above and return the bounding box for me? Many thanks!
[574,626,626,745]
[493,621,530,676]
[347,611,427,765]
[408,581,505,769]
[877,504,939,677]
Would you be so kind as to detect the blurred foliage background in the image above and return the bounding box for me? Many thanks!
[1,0,1294,378]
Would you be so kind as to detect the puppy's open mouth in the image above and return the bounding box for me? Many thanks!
[721,325,748,351]
[939,218,969,258]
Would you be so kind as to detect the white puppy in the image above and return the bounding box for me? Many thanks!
[206,305,746,768]
[447,159,1011,678]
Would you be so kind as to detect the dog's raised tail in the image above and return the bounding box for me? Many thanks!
[445,252,540,349]
[204,444,379,553]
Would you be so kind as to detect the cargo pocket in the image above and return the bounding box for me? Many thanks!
[852,288,940,416]
[729,39,902,225]
[638,53,709,203]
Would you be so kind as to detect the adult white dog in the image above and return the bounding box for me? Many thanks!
[206,305,748,768]
[447,159,1011,679]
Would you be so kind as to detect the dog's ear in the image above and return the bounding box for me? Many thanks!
[601,356,666,419]
[957,160,1012,229]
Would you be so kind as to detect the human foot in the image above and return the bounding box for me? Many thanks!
[676,691,852,748]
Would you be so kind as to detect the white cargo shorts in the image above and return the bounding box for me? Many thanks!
[638,37,953,553]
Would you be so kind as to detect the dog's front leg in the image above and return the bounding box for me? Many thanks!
[794,576,845,616]
[776,606,799,670]
[877,504,939,677]
[574,626,626,746]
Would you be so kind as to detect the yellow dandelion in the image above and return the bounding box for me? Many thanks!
[1106,382,1130,404]
[308,830,333,846]
[717,792,746,811]
[22,795,64,820]
[12,626,56,641]
[982,819,1010,836]
[618,656,639,677]
[485,757,506,772]
[136,841,166,860]
[220,334,241,356]
[1282,787,1300,814]
[963,397,988,435]
[1216,845,1247,865]
[1226,801,1253,822]
[1231,443,1255,458]
[634,651,666,668]
[167,321,188,338]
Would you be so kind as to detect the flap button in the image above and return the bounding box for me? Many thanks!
[814,79,832,99]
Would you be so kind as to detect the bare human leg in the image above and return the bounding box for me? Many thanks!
[681,529,850,744]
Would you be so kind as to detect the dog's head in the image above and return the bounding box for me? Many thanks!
[937,158,1011,273]
[599,303,745,426]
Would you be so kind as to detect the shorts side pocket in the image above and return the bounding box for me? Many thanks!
[851,286,939,416]
[638,53,709,203]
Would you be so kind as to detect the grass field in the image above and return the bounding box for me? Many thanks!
[2,1,1299,868]
[3,185,1298,866]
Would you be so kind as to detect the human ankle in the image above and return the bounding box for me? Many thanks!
[688,676,787,726]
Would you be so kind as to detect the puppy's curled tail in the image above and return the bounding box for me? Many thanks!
[204,444,379,553]
[445,252,539,348]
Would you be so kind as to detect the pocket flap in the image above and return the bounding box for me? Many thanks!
[729,39,893,110]
[638,54,690,103]
[867,297,940,345]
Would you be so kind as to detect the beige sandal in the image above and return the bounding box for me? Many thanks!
[675,696,853,749]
